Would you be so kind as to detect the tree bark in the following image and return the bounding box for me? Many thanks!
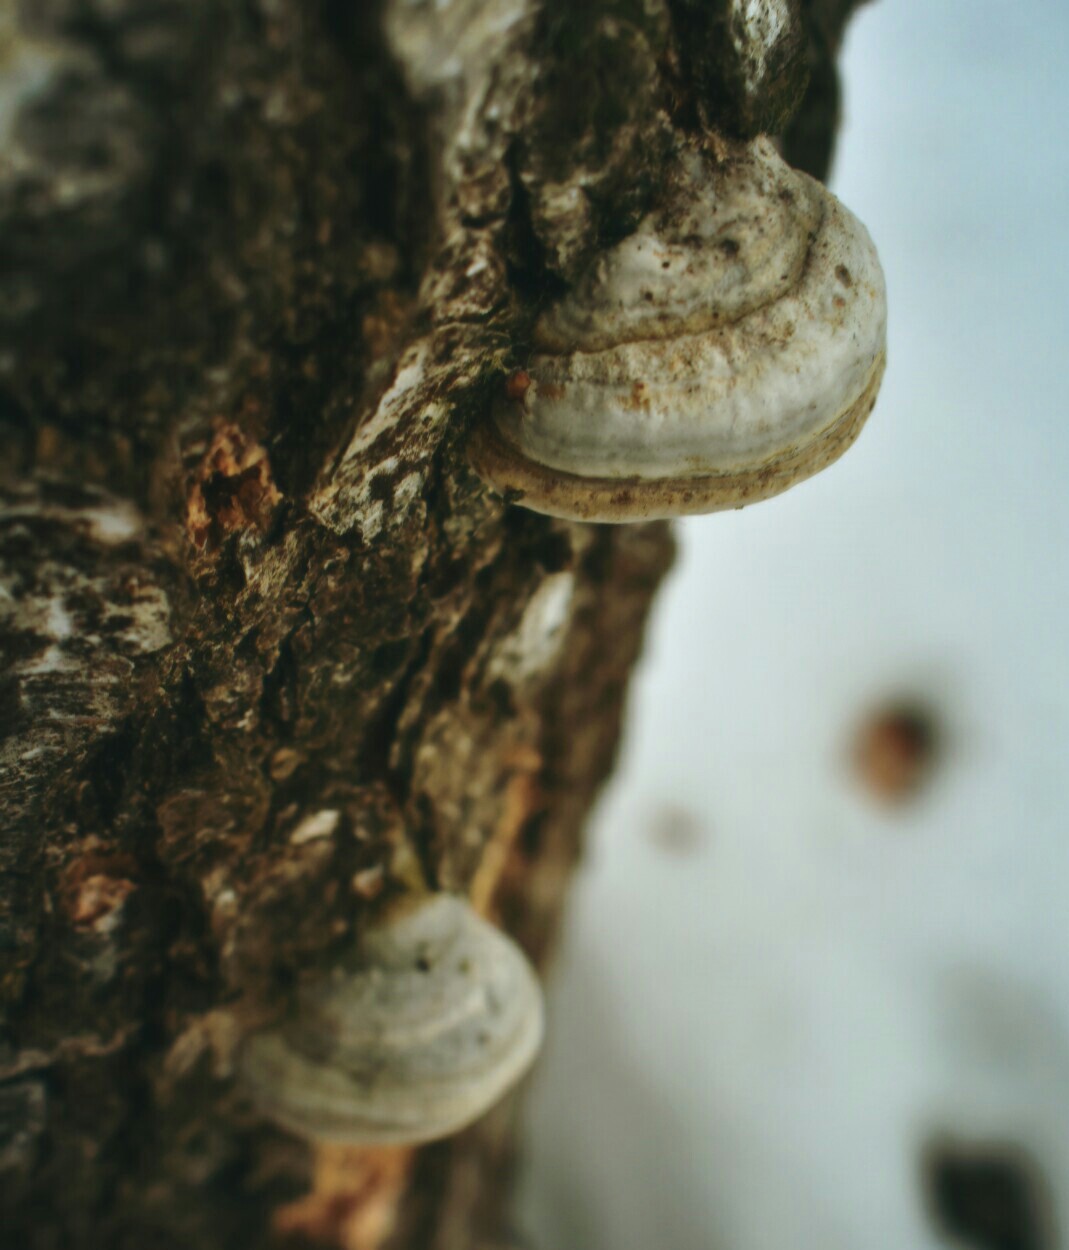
[0,1,870,1246]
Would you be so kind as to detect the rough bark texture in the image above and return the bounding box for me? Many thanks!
[0,1,870,1246]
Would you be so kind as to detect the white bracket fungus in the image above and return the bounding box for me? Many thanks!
[239,895,544,1145]
[469,138,886,522]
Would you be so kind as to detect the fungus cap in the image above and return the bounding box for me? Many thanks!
[239,895,544,1145]
[469,138,887,522]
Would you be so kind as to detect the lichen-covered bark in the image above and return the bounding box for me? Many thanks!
[0,1,869,1246]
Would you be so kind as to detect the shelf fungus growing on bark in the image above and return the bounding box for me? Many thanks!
[239,895,544,1145]
[469,137,886,522]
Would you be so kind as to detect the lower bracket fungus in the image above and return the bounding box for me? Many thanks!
[469,137,886,522]
[239,895,544,1146]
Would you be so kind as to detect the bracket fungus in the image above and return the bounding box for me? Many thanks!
[469,137,886,522]
[239,895,544,1145]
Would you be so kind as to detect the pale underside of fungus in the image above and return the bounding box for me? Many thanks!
[469,137,887,522]
[239,895,544,1145]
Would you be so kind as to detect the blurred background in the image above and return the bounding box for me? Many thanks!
[516,2,1069,1247]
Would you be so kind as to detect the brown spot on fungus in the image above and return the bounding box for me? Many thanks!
[622,380,651,411]
[504,369,532,401]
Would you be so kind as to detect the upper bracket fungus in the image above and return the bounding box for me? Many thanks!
[469,137,886,522]
[239,895,544,1146]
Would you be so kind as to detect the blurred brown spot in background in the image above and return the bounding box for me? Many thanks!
[852,700,939,804]
[647,804,708,856]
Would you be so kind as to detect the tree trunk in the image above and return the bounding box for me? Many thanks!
[0,1,869,1246]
